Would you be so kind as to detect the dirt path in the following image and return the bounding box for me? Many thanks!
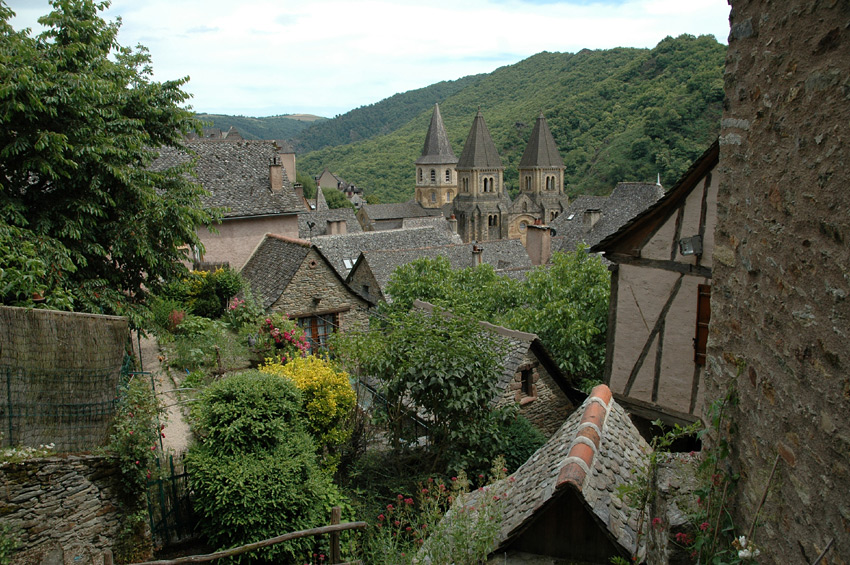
[136,333,192,455]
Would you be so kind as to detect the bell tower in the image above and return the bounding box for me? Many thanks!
[415,104,458,208]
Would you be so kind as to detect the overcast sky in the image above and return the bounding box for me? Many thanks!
[6,0,730,118]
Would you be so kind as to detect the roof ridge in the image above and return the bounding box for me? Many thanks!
[265,233,312,247]
[555,384,613,491]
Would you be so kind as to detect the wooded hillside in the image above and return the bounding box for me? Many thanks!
[196,113,323,140]
[296,34,725,202]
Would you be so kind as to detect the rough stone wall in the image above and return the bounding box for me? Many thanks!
[497,351,573,438]
[271,248,370,331]
[1,455,127,565]
[708,1,850,562]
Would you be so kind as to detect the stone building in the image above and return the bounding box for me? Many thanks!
[705,1,850,562]
[414,104,458,209]
[152,139,306,270]
[592,141,719,430]
[356,200,445,232]
[240,234,373,351]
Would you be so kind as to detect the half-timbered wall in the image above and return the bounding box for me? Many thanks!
[605,164,718,423]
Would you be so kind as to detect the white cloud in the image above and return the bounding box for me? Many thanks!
[5,0,730,117]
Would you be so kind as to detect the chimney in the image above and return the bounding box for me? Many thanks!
[293,183,307,206]
[472,243,483,267]
[583,209,601,229]
[327,219,347,235]
[269,156,283,193]
[526,224,552,266]
[448,214,458,234]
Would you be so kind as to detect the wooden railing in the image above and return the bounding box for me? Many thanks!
[133,507,366,565]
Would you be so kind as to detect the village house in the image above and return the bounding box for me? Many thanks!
[239,234,373,350]
[475,384,650,564]
[152,138,306,270]
[356,200,445,232]
[316,168,366,208]
[298,185,363,239]
[591,141,718,429]
[346,239,532,304]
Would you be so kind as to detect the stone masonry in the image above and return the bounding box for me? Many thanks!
[707,1,850,562]
[1,455,124,565]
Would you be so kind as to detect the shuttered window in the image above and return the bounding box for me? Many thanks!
[695,284,711,365]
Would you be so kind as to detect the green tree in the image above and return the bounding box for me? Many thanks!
[0,0,218,323]
[295,170,317,199]
[322,187,355,209]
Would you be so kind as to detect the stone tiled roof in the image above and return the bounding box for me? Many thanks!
[151,140,306,218]
[416,104,458,166]
[298,207,363,239]
[352,239,531,297]
[484,384,650,559]
[359,200,444,221]
[312,226,461,277]
[519,113,565,169]
[550,183,663,253]
[239,234,311,310]
[457,110,503,169]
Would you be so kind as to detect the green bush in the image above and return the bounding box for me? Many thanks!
[190,371,302,455]
[498,414,546,472]
[188,371,350,562]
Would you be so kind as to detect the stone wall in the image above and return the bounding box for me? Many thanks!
[1,455,128,565]
[498,350,573,438]
[707,1,850,562]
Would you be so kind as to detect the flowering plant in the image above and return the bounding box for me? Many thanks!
[252,313,309,365]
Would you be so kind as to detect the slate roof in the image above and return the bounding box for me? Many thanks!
[457,110,503,169]
[312,226,461,277]
[349,239,531,298]
[416,104,458,166]
[519,113,565,169]
[550,183,663,253]
[359,200,444,221]
[298,207,363,239]
[239,234,312,310]
[151,140,306,218]
[483,385,650,559]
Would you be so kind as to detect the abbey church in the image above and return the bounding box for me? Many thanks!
[414,104,570,243]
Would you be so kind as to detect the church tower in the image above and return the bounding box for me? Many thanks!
[451,109,511,242]
[510,113,569,241]
[415,104,458,209]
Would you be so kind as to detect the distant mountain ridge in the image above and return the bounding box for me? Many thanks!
[203,34,726,203]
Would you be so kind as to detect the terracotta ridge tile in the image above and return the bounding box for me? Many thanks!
[555,384,613,492]
[265,233,311,247]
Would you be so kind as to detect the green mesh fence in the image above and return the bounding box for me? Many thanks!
[0,305,130,452]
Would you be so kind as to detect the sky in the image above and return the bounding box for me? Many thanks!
[5,0,731,118]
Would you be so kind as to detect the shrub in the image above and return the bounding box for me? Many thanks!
[252,313,309,364]
[187,371,349,562]
[110,373,164,495]
[498,414,546,472]
[189,371,302,456]
[259,356,356,471]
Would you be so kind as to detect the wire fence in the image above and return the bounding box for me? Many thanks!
[0,305,129,452]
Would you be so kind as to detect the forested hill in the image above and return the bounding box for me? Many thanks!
[195,113,324,140]
[295,34,725,203]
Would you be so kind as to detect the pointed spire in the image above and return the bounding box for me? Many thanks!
[457,109,502,169]
[519,113,564,168]
[316,185,329,210]
[416,104,457,165]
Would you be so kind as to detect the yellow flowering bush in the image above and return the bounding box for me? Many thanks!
[260,356,356,470]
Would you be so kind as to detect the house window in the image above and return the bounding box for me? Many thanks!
[521,369,533,396]
[430,169,436,182]
[297,313,339,353]
[695,284,711,365]
[445,169,451,182]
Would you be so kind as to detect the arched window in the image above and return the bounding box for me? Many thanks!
[483,178,492,193]
[445,169,451,182]
[430,169,436,182]
[462,178,469,192]
[418,168,423,182]
[525,176,531,191]
[430,190,436,203]
[546,176,555,190]
[446,190,453,202]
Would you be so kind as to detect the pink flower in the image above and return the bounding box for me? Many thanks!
[398,494,404,500]
[377,514,384,521]
[700,521,710,531]
[404,498,413,505]
[387,504,394,511]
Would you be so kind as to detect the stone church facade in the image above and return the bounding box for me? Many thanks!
[414,105,569,244]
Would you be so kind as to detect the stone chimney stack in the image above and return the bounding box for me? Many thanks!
[269,156,283,193]
[526,224,552,266]
[293,183,307,206]
[448,214,458,234]
[471,243,483,267]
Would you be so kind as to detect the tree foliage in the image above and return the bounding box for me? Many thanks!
[296,34,725,203]
[383,249,610,383]
[322,187,355,210]
[196,112,321,140]
[0,0,218,323]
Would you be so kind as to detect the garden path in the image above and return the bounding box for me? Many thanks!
[137,334,192,455]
